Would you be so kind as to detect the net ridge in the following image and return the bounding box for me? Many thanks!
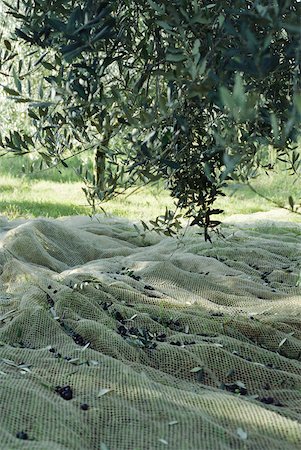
[0,215,300,450]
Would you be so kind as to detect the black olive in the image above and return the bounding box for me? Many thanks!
[144,284,154,290]
[130,274,140,281]
[156,333,167,342]
[73,334,86,346]
[80,403,89,411]
[117,325,128,336]
[55,385,73,400]
[16,431,28,440]
[260,397,274,404]
[115,311,124,322]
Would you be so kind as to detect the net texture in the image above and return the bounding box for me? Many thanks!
[0,215,300,450]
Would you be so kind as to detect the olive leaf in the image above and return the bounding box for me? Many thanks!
[236,427,248,440]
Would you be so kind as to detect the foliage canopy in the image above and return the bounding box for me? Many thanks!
[1,0,301,238]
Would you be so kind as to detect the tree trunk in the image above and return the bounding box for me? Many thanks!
[94,129,112,192]
[94,147,106,192]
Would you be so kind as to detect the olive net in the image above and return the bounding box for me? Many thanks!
[0,214,300,450]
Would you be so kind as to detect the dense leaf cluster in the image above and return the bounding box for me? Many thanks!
[1,0,301,237]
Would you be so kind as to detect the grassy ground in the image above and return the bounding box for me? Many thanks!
[0,154,300,222]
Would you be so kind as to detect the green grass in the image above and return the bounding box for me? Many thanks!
[0,153,93,183]
[216,167,301,218]
[0,154,300,223]
[0,175,91,219]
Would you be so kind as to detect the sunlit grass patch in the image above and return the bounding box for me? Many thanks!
[0,175,90,219]
[0,154,300,222]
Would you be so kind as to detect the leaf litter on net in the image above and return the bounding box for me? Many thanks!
[98,388,113,397]
[236,427,248,440]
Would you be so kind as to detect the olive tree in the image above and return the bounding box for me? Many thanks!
[1,0,301,238]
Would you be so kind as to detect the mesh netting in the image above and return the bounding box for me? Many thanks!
[0,214,300,450]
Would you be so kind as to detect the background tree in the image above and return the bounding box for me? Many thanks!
[1,0,301,238]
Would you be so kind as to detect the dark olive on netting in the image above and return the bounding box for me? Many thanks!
[260,397,274,404]
[144,284,154,290]
[80,403,89,410]
[16,431,28,440]
[55,385,73,400]
[155,333,167,342]
[117,325,127,336]
[115,311,124,322]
